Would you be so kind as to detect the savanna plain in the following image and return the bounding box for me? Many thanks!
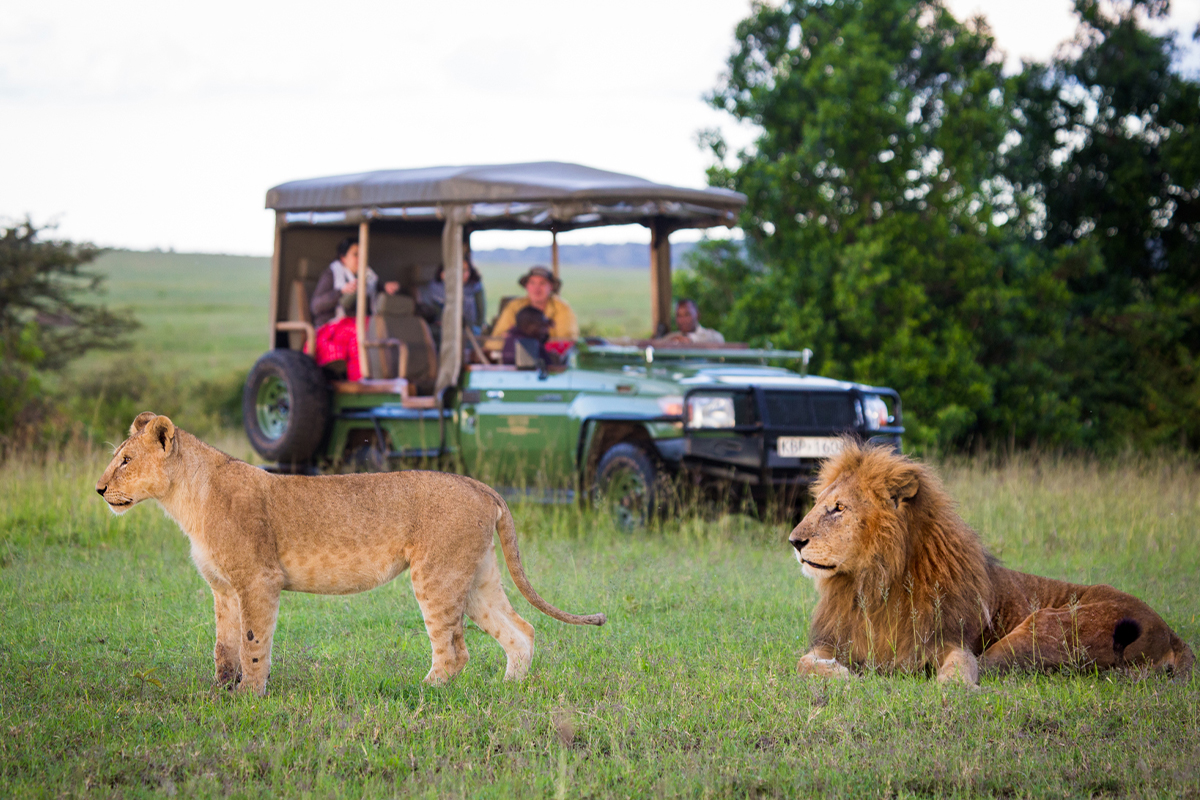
[1,251,1197,798]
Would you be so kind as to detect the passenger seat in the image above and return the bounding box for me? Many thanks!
[285,257,319,352]
[365,293,438,393]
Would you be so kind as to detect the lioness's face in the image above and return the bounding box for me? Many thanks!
[789,477,870,581]
[95,413,175,514]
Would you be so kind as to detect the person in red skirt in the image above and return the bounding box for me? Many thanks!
[309,236,400,380]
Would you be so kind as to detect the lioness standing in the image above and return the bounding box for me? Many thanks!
[96,412,606,694]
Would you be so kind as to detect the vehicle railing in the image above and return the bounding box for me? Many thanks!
[578,342,809,364]
[275,321,315,355]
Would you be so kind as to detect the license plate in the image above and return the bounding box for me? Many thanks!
[776,436,844,459]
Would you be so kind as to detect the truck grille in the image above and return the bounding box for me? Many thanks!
[764,391,856,430]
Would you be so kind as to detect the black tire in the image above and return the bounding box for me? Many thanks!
[243,349,330,464]
[593,443,663,529]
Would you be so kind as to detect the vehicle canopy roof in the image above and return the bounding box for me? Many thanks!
[266,161,745,231]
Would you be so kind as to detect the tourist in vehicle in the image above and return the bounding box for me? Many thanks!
[501,306,561,366]
[416,257,487,337]
[491,266,579,341]
[310,236,400,380]
[657,299,725,345]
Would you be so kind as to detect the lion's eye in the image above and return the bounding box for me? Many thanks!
[833,502,845,513]
[121,456,131,465]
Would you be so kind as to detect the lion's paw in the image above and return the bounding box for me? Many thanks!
[797,653,851,680]
[936,649,981,688]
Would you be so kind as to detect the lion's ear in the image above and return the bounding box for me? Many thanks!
[129,412,158,437]
[147,415,176,455]
[889,468,920,509]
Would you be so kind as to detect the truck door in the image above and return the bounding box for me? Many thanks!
[458,368,577,487]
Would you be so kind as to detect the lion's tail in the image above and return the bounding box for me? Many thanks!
[490,496,606,627]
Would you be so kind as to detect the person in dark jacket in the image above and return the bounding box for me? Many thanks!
[310,236,400,328]
[416,257,487,337]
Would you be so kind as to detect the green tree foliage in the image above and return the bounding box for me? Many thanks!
[684,0,1198,449]
[683,0,1074,445]
[0,220,138,440]
[1009,0,1200,447]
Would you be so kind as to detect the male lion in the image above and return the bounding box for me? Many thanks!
[96,412,606,695]
[789,441,1193,686]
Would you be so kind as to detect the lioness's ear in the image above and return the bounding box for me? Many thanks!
[147,415,176,454]
[129,412,158,437]
[889,468,920,509]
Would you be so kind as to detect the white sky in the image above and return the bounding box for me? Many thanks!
[2,0,1196,255]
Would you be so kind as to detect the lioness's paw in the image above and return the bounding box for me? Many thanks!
[422,670,451,687]
[797,653,851,679]
[215,667,241,687]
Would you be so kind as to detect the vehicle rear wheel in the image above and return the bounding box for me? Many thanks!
[593,443,662,529]
[243,349,330,464]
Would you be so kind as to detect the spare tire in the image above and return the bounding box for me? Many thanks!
[243,349,330,464]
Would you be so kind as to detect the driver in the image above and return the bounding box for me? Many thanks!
[490,266,579,340]
[658,299,725,345]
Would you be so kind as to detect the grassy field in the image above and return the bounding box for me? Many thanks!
[83,251,271,380]
[1,444,1197,798]
[13,250,1196,795]
[84,251,654,382]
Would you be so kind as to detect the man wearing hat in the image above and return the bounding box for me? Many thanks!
[491,265,580,340]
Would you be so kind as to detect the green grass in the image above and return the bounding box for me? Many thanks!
[85,250,271,380]
[1,447,1197,798]
[21,251,1199,794]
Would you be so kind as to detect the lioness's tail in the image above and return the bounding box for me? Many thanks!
[489,496,606,626]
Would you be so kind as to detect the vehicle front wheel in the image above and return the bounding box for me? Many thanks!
[243,349,330,464]
[593,443,663,529]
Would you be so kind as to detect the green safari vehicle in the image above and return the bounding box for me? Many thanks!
[243,162,903,521]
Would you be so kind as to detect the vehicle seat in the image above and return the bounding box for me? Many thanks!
[366,293,437,392]
[488,296,521,336]
[480,295,523,360]
[285,257,319,352]
[514,338,543,369]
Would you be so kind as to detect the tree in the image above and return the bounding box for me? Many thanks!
[685,0,1077,446]
[0,219,138,438]
[1008,0,1200,448]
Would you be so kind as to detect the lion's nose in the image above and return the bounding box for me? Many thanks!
[96,485,106,497]
[790,538,808,553]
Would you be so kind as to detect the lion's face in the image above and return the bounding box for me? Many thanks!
[789,475,874,581]
[788,449,920,584]
[95,412,176,514]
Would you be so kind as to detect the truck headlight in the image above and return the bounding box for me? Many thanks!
[859,394,891,430]
[687,394,737,429]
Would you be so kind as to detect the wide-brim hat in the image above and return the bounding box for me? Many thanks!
[518,265,561,293]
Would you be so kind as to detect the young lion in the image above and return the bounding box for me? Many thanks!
[96,412,606,695]
[789,441,1193,686]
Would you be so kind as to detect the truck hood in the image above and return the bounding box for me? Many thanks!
[673,365,864,392]
[575,362,882,399]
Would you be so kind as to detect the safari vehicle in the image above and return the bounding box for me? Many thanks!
[244,162,903,521]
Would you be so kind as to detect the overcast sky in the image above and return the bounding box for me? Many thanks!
[2,0,1196,255]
